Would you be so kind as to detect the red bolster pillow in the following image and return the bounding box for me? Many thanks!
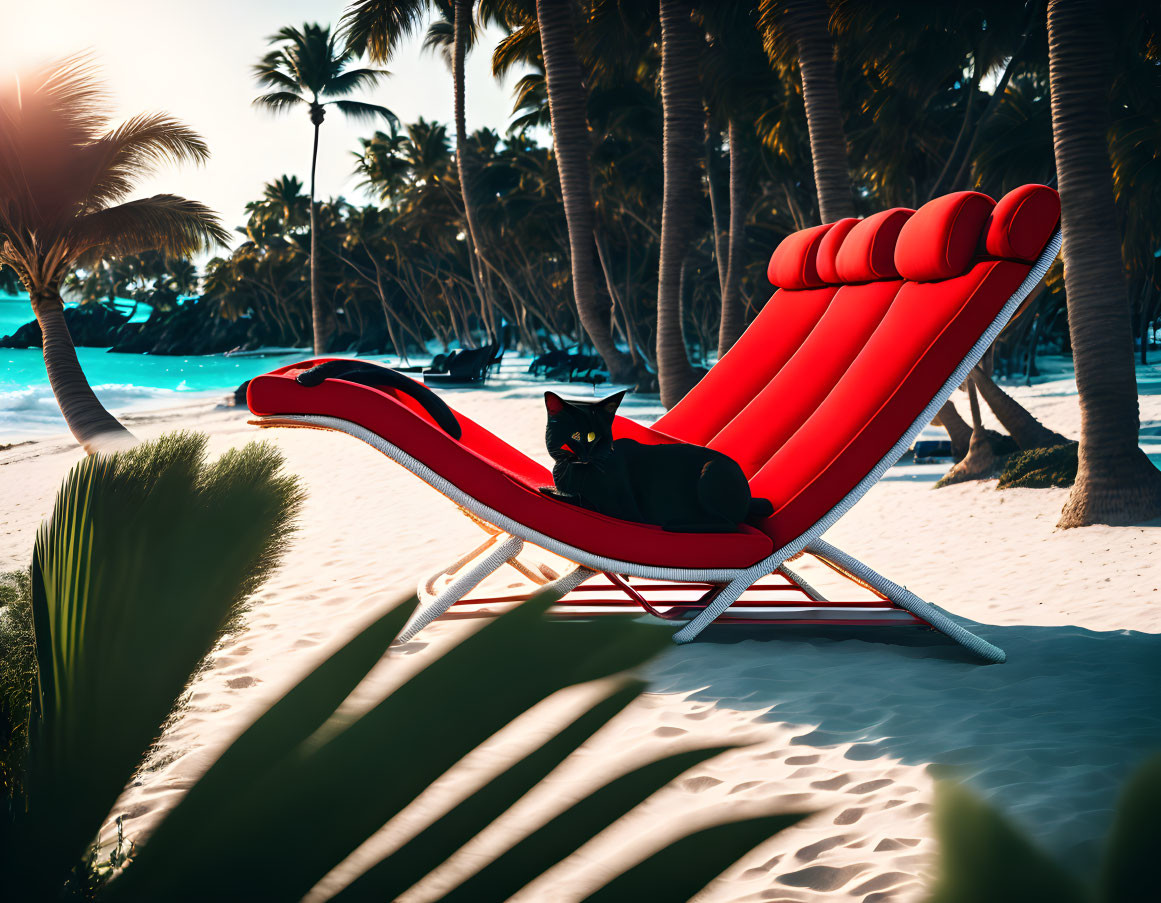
[895,191,995,281]
[835,207,914,283]
[767,222,835,289]
[815,218,860,284]
[984,184,1061,262]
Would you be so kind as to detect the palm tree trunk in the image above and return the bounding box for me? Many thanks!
[973,366,1069,449]
[1047,0,1161,526]
[32,290,133,453]
[718,119,747,356]
[453,0,497,334]
[938,378,998,484]
[784,0,854,222]
[934,401,971,461]
[535,0,636,384]
[309,116,329,356]
[704,124,727,298]
[656,0,702,408]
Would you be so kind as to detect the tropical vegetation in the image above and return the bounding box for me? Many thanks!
[253,23,396,356]
[0,436,808,900]
[0,56,228,452]
[0,433,303,899]
[3,2,1159,522]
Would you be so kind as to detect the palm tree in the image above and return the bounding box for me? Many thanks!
[253,23,395,356]
[0,56,228,453]
[1046,0,1161,526]
[655,0,702,407]
[342,2,497,334]
[702,3,774,356]
[534,0,637,384]
[760,0,855,222]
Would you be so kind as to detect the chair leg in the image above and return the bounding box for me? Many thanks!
[807,539,1006,663]
[396,534,525,644]
[541,564,598,598]
[671,573,758,644]
[417,532,509,604]
[777,561,826,603]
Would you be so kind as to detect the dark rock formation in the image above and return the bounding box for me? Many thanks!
[0,304,128,349]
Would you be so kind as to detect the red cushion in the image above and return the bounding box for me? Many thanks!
[835,208,914,282]
[247,364,774,569]
[655,285,837,445]
[708,279,903,476]
[767,223,835,289]
[984,184,1060,261]
[815,218,860,284]
[751,260,1032,548]
[894,191,995,281]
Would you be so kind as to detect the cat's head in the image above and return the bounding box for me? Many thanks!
[544,391,625,464]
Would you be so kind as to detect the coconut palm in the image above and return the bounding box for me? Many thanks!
[342,1,498,333]
[534,0,637,384]
[701,3,775,356]
[759,0,855,222]
[0,56,228,453]
[655,0,702,407]
[1046,0,1161,526]
[253,23,396,356]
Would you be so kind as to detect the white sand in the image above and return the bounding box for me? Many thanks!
[2,360,1160,902]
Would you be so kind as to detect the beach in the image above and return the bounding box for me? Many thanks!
[2,363,1160,901]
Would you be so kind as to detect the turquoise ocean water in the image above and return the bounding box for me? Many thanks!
[1,294,311,442]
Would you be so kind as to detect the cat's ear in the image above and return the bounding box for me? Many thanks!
[545,391,567,415]
[598,390,626,417]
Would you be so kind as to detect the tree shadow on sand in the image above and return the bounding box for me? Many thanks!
[645,620,1161,872]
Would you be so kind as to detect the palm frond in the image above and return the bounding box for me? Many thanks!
[328,99,398,126]
[320,67,388,98]
[423,18,456,69]
[71,195,230,262]
[493,20,541,78]
[82,114,211,208]
[339,0,430,61]
[251,65,303,94]
[252,91,307,114]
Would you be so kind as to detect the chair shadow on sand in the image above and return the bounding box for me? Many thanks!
[645,619,1161,873]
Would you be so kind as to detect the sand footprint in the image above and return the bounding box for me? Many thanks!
[847,779,893,794]
[794,834,850,862]
[777,863,870,892]
[810,774,851,791]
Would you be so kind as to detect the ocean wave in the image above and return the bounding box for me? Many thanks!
[0,383,224,441]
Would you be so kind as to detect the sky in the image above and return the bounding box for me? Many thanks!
[0,0,528,251]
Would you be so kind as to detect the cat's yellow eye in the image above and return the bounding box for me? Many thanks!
[571,431,581,441]
[587,431,597,443]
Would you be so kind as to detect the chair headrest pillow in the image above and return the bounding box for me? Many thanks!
[767,222,835,289]
[984,184,1061,262]
[895,191,996,281]
[834,208,915,283]
[815,218,860,284]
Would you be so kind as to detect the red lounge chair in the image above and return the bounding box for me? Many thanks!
[247,185,1062,662]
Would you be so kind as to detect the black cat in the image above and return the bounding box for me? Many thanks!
[542,391,773,532]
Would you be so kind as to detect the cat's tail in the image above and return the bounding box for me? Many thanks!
[745,497,774,524]
[296,359,462,438]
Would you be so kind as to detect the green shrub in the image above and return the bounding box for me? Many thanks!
[0,571,34,813]
[997,443,1079,489]
[0,432,304,900]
